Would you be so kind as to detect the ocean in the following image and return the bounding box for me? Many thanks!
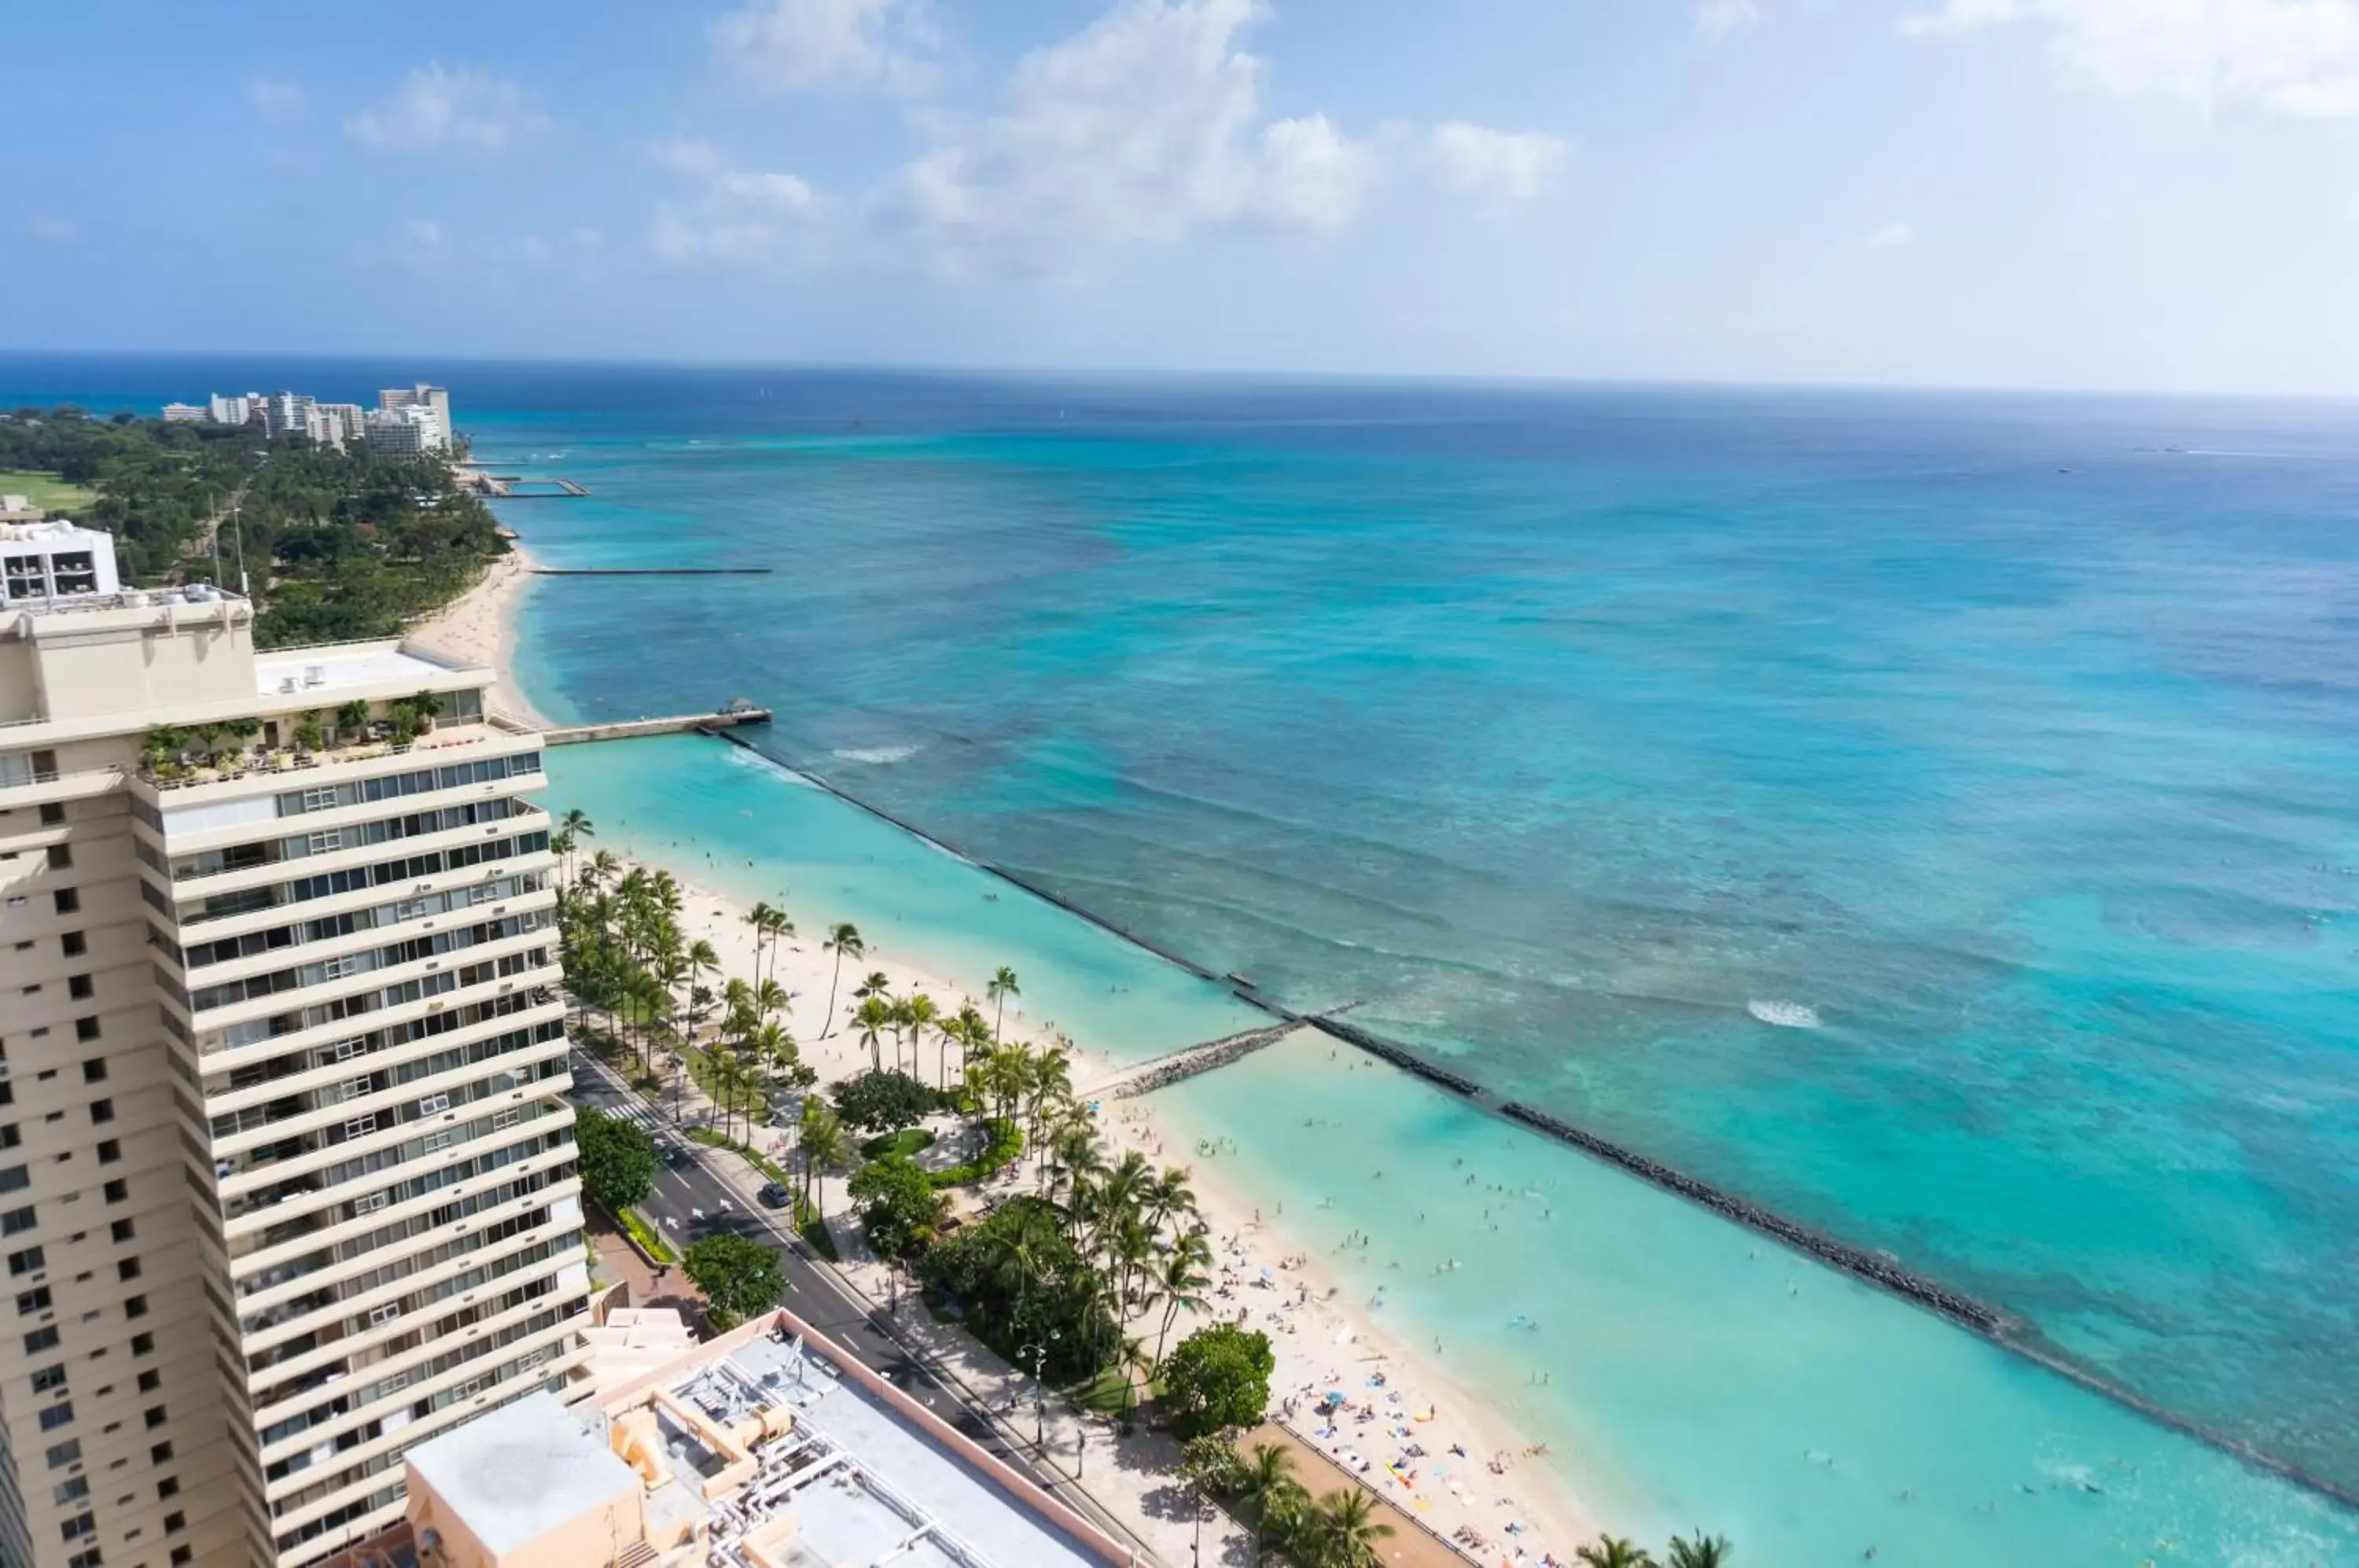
[8,354,2357,1563]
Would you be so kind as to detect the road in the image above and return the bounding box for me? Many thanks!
[568,1049,1163,1562]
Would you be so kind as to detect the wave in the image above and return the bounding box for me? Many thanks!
[1746,999,1823,1029]
[833,744,923,765]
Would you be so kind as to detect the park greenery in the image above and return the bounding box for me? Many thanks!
[683,1235,785,1330]
[0,403,504,642]
[1161,1323,1276,1440]
[1179,1438,1394,1568]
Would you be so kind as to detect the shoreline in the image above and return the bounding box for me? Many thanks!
[402,533,550,728]
[583,837,1598,1564]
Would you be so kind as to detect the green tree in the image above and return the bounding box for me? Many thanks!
[1234,1443,1307,1566]
[848,1154,949,1261]
[987,965,1020,1043]
[1297,1487,1394,1568]
[798,1098,852,1217]
[1161,1323,1275,1440]
[834,1069,935,1135]
[1665,1533,1732,1568]
[1577,1537,1659,1568]
[572,1105,657,1214]
[819,922,862,1038]
[683,1235,785,1330]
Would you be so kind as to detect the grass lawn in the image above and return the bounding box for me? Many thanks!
[859,1127,937,1161]
[0,470,98,514]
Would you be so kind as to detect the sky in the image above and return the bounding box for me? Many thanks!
[6,0,2359,394]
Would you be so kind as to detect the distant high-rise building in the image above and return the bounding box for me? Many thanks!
[311,403,369,451]
[0,527,591,1566]
[208,393,257,428]
[363,404,443,457]
[162,403,206,423]
[376,385,453,453]
[261,392,315,442]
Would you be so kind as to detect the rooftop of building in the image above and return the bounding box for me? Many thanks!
[0,517,102,543]
[406,1393,642,1559]
[375,1308,1125,1568]
[252,642,462,698]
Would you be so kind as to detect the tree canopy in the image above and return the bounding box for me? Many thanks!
[833,1068,937,1134]
[683,1235,785,1330]
[848,1154,949,1261]
[574,1105,657,1215]
[1161,1323,1277,1440]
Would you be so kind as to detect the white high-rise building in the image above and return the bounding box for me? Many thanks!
[374,387,451,454]
[261,394,315,443]
[0,528,591,1568]
[362,406,443,458]
[207,395,256,429]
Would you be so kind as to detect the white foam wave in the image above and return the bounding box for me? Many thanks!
[1746,999,1822,1029]
[833,744,922,765]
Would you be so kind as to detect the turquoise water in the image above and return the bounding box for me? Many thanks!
[554,730,2359,1567]
[540,736,1265,1063]
[8,357,2358,1561]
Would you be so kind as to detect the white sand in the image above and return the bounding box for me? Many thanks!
[603,855,1598,1566]
[403,535,547,727]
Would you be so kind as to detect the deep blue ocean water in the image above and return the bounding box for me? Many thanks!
[9,355,2358,1559]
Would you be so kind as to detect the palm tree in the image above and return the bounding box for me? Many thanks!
[1149,1231,1213,1364]
[852,996,894,1074]
[986,966,1020,1043]
[1301,1489,1393,1568]
[799,1102,850,1220]
[760,905,795,989]
[686,938,719,1040]
[1234,1445,1305,1567]
[1577,1537,1659,1568]
[745,900,781,988]
[888,994,916,1075]
[1665,1533,1732,1568]
[903,992,939,1084]
[820,923,863,1037]
[557,808,593,887]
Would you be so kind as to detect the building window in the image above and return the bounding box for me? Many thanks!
[39,802,64,826]
[38,1401,73,1430]
[2,1206,37,1235]
[117,1259,140,1283]
[67,1551,102,1568]
[59,930,84,958]
[130,1332,153,1355]
[156,1475,178,1499]
[102,1180,127,1203]
[138,1368,160,1393]
[45,845,71,870]
[88,1100,112,1124]
[149,1441,171,1464]
[0,1167,27,1194]
[9,1245,44,1275]
[67,974,91,1001]
[95,1141,119,1165]
[31,1364,65,1393]
[45,1440,79,1469]
[123,1295,146,1319]
[110,1219,134,1243]
[24,1326,59,1353]
[57,1512,94,1542]
[52,889,78,915]
[145,1406,167,1430]
[17,1286,50,1313]
[51,1476,86,1505]
[80,1059,105,1082]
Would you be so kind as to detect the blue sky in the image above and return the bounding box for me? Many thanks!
[7,0,2359,392]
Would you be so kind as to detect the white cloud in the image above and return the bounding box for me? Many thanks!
[644,138,828,267]
[404,218,447,251]
[1899,0,2359,118]
[1696,0,1762,42]
[245,79,307,121]
[1428,122,1568,201]
[1862,220,1916,248]
[879,0,1371,265]
[345,64,551,153]
[712,0,939,94]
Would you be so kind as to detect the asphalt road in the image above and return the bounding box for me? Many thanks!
[568,1049,1159,1559]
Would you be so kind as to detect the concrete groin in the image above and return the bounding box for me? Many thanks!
[545,709,771,745]
[1091,1022,1301,1099]
[530,567,773,576]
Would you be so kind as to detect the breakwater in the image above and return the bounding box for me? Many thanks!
[530,567,772,576]
[546,709,772,745]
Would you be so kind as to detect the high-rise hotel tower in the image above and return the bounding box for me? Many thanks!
[0,519,590,1568]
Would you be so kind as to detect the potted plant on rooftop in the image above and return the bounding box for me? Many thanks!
[334,699,370,745]
[292,712,325,760]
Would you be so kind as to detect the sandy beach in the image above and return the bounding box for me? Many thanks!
[403,534,548,727]
[591,835,1597,1567]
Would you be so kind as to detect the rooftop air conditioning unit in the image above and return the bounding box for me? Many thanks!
[303,666,326,687]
